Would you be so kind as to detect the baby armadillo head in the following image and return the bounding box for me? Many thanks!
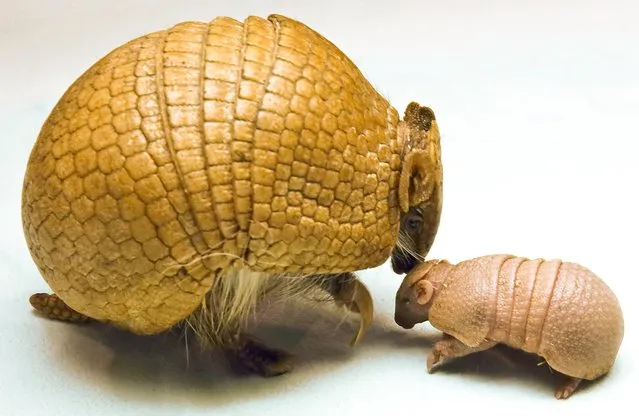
[394,259,446,329]
[391,103,444,274]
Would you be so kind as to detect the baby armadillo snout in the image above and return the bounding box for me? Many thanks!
[394,301,422,329]
[394,314,416,329]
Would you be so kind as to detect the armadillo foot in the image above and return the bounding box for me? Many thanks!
[555,376,583,400]
[227,336,294,377]
[322,273,374,346]
[29,293,92,323]
[427,334,497,374]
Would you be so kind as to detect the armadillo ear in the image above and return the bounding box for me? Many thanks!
[399,150,431,212]
[415,279,434,305]
[404,102,436,133]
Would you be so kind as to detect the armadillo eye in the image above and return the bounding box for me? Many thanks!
[407,217,422,230]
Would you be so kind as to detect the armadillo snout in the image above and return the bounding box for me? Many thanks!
[394,315,416,330]
[391,248,419,274]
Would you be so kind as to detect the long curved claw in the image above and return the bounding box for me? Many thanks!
[332,278,374,347]
[348,279,374,347]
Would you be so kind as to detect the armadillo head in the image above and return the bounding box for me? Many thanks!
[394,259,442,329]
[391,103,443,274]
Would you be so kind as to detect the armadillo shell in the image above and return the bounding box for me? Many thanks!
[429,255,515,347]
[21,14,403,333]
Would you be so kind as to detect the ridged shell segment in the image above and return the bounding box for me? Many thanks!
[22,14,401,333]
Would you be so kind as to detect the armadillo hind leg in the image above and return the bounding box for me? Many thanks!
[555,376,583,400]
[29,293,92,324]
[183,306,294,377]
[427,334,497,374]
[225,333,293,377]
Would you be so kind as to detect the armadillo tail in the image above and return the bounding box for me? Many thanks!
[29,293,93,323]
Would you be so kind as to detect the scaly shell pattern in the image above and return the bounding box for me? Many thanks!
[22,14,402,333]
[429,255,624,380]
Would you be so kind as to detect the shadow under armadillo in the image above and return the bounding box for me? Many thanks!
[397,332,609,398]
[37,294,430,407]
[36,293,607,405]
[353,315,610,398]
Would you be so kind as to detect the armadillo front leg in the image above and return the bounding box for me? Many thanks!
[29,293,93,323]
[555,376,583,400]
[427,334,497,373]
[321,273,363,311]
[320,273,374,346]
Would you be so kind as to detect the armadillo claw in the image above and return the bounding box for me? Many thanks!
[331,277,374,347]
[351,280,374,347]
[555,377,583,400]
[426,348,444,373]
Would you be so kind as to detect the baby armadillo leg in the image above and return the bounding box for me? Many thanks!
[427,334,497,373]
[29,293,92,323]
[224,333,293,377]
[555,376,583,400]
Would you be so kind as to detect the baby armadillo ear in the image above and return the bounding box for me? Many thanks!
[399,150,431,212]
[415,279,434,305]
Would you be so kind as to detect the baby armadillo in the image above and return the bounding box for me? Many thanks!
[394,255,624,399]
[22,13,443,376]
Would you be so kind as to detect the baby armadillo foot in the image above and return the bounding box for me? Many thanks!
[228,336,294,377]
[29,293,92,323]
[555,376,583,400]
[427,334,496,374]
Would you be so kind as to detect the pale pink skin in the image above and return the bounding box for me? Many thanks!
[394,255,624,399]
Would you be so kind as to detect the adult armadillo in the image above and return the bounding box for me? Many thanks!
[22,14,443,375]
[394,255,624,399]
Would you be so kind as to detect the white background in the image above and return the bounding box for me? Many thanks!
[1,0,637,415]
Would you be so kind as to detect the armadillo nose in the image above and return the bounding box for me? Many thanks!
[391,253,418,275]
[394,316,415,330]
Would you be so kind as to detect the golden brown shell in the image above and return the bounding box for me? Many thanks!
[22,14,405,334]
